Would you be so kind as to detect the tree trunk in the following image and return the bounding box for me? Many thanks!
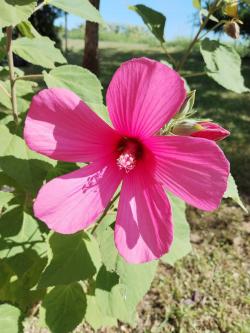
[83,0,100,76]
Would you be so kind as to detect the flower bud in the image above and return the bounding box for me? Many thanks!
[223,21,240,39]
[172,121,230,141]
[172,120,203,136]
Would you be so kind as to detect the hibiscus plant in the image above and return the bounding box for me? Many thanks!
[0,0,248,332]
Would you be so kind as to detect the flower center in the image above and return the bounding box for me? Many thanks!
[116,138,143,173]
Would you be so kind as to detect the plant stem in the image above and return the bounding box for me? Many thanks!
[183,71,207,78]
[198,20,225,40]
[33,0,48,13]
[177,0,222,71]
[6,26,18,126]
[160,42,176,67]
[91,191,120,235]
[14,74,44,82]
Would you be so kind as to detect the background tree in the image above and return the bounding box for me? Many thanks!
[83,0,100,75]
[30,3,63,47]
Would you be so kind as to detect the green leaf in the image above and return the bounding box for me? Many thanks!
[0,37,6,63]
[0,191,14,210]
[0,0,36,28]
[39,232,96,288]
[49,0,104,24]
[85,294,117,330]
[200,38,249,94]
[116,258,157,309]
[46,161,79,181]
[0,304,21,333]
[96,217,117,272]
[42,283,86,333]
[84,232,102,272]
[12,37,66,69]
[0,210,46,258]
[0,249,47,311]
[176,90,196,119]
[15,80,37,96]
[17,20,40,38]
[96,224,157,321]
[200,8,219,23]
[43,65,110,123]
[161,194,192,266]
[0,205,23,238]
[95,265,135,324]
[0,125,55,193]
[129,4,166,43]
[0,81,11,109]
[0,79,36,110]
[224,174,248,213]
[192,0,201,9]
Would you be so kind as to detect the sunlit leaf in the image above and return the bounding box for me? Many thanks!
[0,81,11,109]
[0,0,36,28]
[49,0,104,24]
[17,20,40,39]
[43,64,110,123]
[116,257,157,308]
[200,38,249,93]
[161,194,192,265]
[95,265,135,324]
[0,191,14,211]
[0,304,20,333]
[200,8,219,22]
[85,294,117,330]
[96,224,157,322]
[224,173,248,213]
[0,79,36,110]
[12,37,66,69]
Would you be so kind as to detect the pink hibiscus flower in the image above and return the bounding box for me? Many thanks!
[24,58,230,264]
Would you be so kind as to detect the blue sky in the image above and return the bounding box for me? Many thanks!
[55,1,198,40]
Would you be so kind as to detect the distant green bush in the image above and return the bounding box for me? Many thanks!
[67,23,159,46]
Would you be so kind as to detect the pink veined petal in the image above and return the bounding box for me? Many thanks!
[24,88,121,163]
[34,160,122,234]
[115,168,173,264]
[144,136,229,211]
[191,122,230,141]
[106,57,186,138]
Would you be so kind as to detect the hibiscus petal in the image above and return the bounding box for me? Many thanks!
[106,57,186,138]
[115,169,173,264]
[34,161,122,234]
[24,88,120,163]
[145,136,230,211]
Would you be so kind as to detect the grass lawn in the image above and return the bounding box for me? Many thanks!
[25,39,250,333]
